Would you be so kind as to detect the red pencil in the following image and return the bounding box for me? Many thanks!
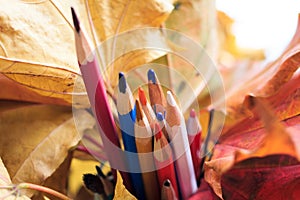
[187,109,202,181]
[161,179,178,200]
[153,123,179,199]
[71,8,133,193]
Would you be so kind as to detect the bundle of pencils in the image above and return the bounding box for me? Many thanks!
[72,8,204,200]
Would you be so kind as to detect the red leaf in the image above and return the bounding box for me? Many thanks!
[221,155,300,200]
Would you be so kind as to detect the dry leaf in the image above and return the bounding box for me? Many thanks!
[0,157,31,200]
[221,155,300,200]
[32,152,73,200]
[205,97,300,199]
[0,102,94,196]
[222,15,300,132]
[234,96,297,162]
[87,0,174,88]
[0,0,83,105]
[113,171,136,200]
[165,0,218,59]
[0,0,173,105]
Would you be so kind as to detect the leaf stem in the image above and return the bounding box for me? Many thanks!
[0,183,72,200]
[18,183,72,200]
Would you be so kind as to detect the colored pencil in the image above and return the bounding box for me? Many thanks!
[161,179,178,200]
[71,8,133,193]
[147,69,167,114]
[153,123,179,199]
[156,112,170,141]
[138,87,156,128]
[187,109,202,182]
[134,99,160,200]
[117,73,146,200]
[165,91,197,199]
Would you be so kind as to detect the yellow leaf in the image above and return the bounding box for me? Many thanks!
[0,0,174,105]
[0,0,83,105]
[85,0,174,88]
[114,171,137,200]
[0,102,94,196]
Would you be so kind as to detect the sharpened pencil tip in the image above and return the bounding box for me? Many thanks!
[166,91,176,106]
[156,112,164,121]
[190,109,196,118]
[118,72,127,93]
[163,179,171,187]
[71,7,80,33]
[138,87,147,106]
[147,69,157,84]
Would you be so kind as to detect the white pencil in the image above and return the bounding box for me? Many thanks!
[165,91,197,199]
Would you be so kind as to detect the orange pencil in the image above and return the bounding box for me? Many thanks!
[138,87,156,129]
[134,99,160,200]
[147,69,167,114]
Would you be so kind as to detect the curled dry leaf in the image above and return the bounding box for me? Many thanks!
[113,171,137,200]
[0,102,94,197]
[205,96,300,199]
[223,14,300,132]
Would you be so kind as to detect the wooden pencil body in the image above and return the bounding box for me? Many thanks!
[118,109,146,200]
[165,92,197,199]
[135,135,160,200]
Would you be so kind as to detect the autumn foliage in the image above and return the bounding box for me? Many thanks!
[0,0,299,200]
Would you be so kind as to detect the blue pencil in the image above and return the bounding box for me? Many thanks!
[117,73,146,200]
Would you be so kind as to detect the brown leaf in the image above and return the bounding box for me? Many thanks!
[0,102,94,196]
[32,152,73,200]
